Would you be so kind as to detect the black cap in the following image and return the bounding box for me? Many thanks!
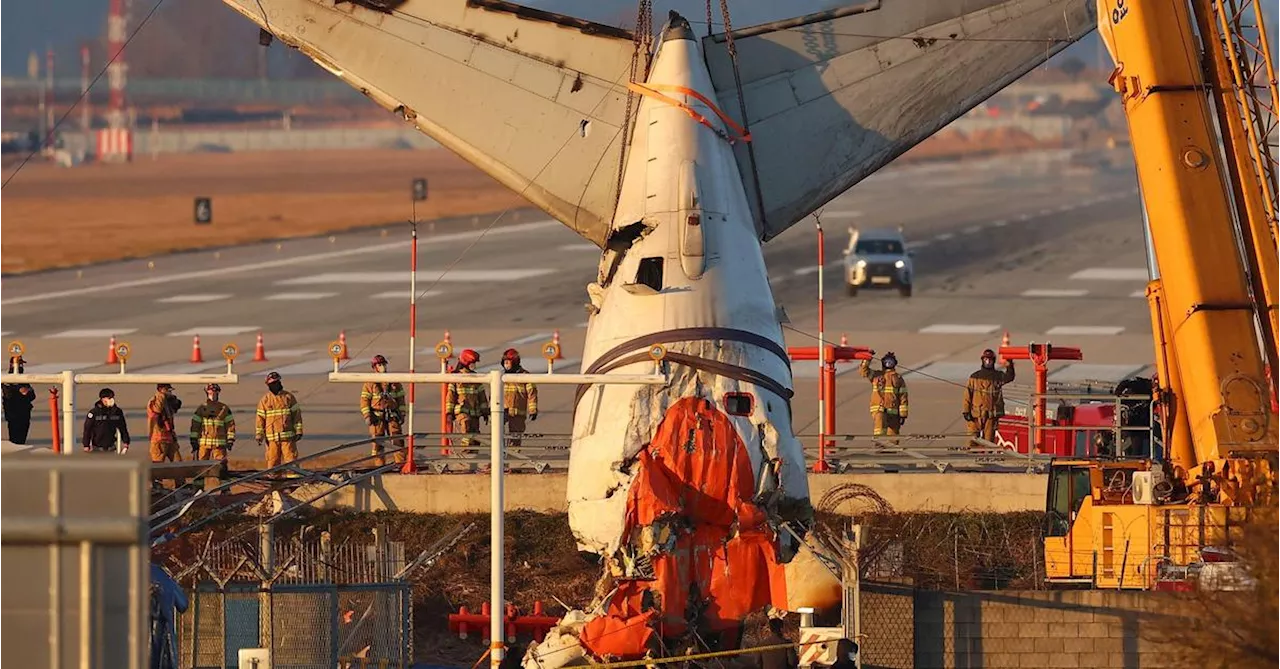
[99,388,115,399]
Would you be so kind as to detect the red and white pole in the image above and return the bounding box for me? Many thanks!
[80,44,91,133]
[404,223,419,474]
[44,48,55,149]
[106,0,127,130]
[814,221,831,472]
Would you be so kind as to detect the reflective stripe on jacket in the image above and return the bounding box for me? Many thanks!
[446,367,489,417]
[256,390,303,441]
[190,400,236,448]
[963,362,1016,416]
[147,392,181,444]
[860,361,908,417]
[503,368,537,417]
[360,381,405,422]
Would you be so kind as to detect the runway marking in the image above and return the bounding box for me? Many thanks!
[1070,268,1148,281]
[1050,363,1149,383]
[1021,289,1089,298]
[1038,208,1054,216]
[155,294,233,304]
[820,210,863,219]
[1046,325,1126,336]
[258,358,360,376]
[1016,213,1032,222]
[793,262,841,277]
[1130,289,1147,298]
[576,321,591,328]
[371,289,445,300]
[1056,203,1075,213]
[903,362,978,383]
[46,328,138,339]
[20,361,101,374]
[791,361,860,378]
[264,292,338,301]
[278,269,554,285]
[934,233,955,241]
[990,219,1008,227]
[2,219,561,306]
[166,326,260,337]
[507,332,553,346]
[919,324,1000,334]
[961,225,982,235]
[259,349,312,358]
[910,240,932,249]
[558,244,600,252]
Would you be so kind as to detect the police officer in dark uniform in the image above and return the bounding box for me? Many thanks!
[83,387,132,453]
[2,355,35,444]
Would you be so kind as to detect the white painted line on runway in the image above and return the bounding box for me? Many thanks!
[820,210,863,219]
[1070,268,1148,281]
[558,244,599,252]
[935,233,955,241]
[21,361,101,374]
[793,263,841,277]
[1050,363,1149,383]
[155,294,232,304]
[1021,289,1089,298]
[2,219,562,306]
[1046,326,1126,336]
[260,349,312,358]
[371,289,445,300]
[961,225,982,235]
[46,328,138,339]
[166,326,260,337]
[576,321,591,328]
[911,240,932,249]
[990,219,1008,228]
[1056,204,1075,213]
[264,292,338,301]
[278,269,555,285]
[1038,208,1054,216]
[1130,289,1147,298]
[1016,213,1032,222]
[507,332,553,346]
[919,324,1001,335]
[903,362,977,383]
[1,331,12,336]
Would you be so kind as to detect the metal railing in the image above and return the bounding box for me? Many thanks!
[1023,392,1158,460]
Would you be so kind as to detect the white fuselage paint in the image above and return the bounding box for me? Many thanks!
[566,29,810,556]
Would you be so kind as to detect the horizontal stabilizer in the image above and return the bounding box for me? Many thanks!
[222,0,638,245]
[702,0,1097,240]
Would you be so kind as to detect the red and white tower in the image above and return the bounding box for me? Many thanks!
[99,0,133,161]
[80,44,92,132]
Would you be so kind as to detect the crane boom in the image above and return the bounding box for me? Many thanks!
[1042,0,1278,590]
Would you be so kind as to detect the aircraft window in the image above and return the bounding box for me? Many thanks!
[637,257,664,291]
[724,392,754,416]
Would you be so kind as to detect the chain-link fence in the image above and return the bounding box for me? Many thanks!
[172,527,412,668]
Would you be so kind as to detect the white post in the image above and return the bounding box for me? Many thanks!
[62,370,75,455]
[489,368,505,667]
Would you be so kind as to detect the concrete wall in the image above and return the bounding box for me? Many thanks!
[305,471,1047,515]
[859,583,1177,668]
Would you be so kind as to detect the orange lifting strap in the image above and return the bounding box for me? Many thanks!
[626,82,752,143]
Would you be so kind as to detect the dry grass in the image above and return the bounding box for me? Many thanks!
[0,149,531,274]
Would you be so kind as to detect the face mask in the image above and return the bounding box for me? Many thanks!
[267,381,284,394]
[982,359,995,369]
[103,398,116,407]
[207,394,218,403]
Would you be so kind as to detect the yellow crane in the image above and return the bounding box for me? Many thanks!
[1043,0,1278,588]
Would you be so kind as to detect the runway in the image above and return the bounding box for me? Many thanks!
[1,148,1154,461]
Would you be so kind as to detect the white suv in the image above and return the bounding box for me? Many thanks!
[842,227,914,298]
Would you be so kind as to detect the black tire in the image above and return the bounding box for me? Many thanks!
[899,284,913,298]
[847,284,858,297]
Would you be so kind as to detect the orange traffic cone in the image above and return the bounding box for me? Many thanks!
[190,335,204,363]
[253,332,269,362]
[1000,330,1010,362]
[106,335,120,365]
[338,330,351,361]
[551,330,564,359]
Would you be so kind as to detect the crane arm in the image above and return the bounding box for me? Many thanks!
[1097,0,1276,467]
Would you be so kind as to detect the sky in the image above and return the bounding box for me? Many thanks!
[3,0,1274,78]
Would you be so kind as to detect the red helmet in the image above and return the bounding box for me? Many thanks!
[981,348,996,360]
[459,349,480,366]
[502,348,520,364]
[371,354,389,369]
[265,371,282,385]
[205,383,222,393]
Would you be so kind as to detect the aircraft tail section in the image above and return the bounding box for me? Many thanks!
[701,0,1097,241]
[220,0,637,245]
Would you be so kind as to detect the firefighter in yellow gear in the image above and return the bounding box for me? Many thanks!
[446,349,489,455]
[500,348,538,451]
[860,351,908,443]
[963,348,1016,446]
[256,371,304,469]
[190,383,236,462]
[362,354,406,467]
[147,383,183,462]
